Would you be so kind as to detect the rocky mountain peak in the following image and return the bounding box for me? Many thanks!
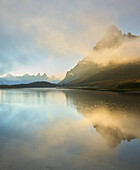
[42,73,48,78]
[36,73,41,77]
[94,25,138,51]
[94,25,123,50]
[106,25,121,35]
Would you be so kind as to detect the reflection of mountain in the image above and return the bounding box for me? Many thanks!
[93,124,136,148]
[60,25,140,87]
[64,90,140,148]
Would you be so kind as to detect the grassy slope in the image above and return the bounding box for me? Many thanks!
[62,62,140,88]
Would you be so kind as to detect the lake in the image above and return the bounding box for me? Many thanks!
[0,88,140,170]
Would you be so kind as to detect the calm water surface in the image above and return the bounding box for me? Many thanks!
[0,88,140,170]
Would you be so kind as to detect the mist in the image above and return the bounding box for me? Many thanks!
[85,32,140,66]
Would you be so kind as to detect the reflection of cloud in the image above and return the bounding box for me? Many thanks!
[94,124,136,148]
[0,100,112,169]
[64,90,140,148]
[84,107,139,148]
[0,89,67,105]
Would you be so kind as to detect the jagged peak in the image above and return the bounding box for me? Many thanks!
[36,73,41,77]
[127,32,137,38]
[42,73,48,77]
[103,25,122,40]
[106,25,121,34]
[94,25,124,50]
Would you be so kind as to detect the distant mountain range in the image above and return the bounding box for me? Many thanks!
[59,25,140,88]
[0,73,61,85]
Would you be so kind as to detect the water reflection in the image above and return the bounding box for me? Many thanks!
[0,88,140,170]
[65,90,140,148]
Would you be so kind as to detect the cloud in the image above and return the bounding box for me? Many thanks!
[86,36,140,65]
[0,0,139,74]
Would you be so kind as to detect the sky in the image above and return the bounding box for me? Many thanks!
[0,0,140,78]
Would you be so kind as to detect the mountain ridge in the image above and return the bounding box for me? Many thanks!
[0,81,58,88]
[59,25,140,88]
[0,73,61,85]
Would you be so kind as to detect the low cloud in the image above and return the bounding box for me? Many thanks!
[86,35,140,65]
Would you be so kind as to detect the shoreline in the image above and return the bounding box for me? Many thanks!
[57,86,140,94]
[0,85,140,94]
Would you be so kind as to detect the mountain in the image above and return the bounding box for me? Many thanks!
[0,81,58,88]
[0,73,61,85]
[59,25,140,88]
[0,73,48,85]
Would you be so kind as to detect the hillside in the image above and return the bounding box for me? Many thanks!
[59,25,140,88]
[0,81,58,88]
